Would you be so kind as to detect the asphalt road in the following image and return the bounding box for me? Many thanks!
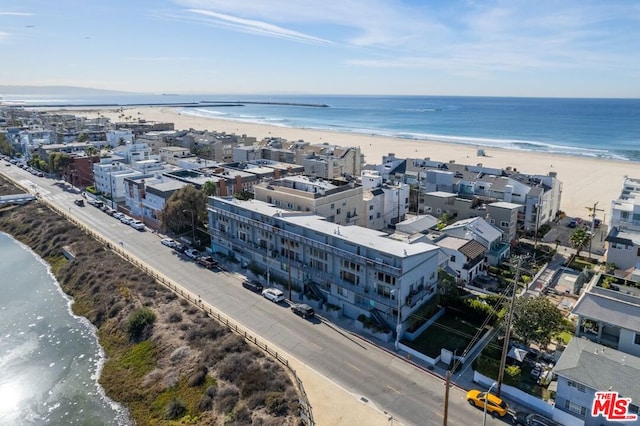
[1,161,510,426]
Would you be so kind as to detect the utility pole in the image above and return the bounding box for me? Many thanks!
[585,202,604,258]
[443,370,451,425]
[497,256,522,397]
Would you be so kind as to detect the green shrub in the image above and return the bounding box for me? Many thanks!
[126,307,156,342]
[504,365,522,386]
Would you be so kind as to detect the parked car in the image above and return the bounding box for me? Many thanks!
[161,238,177,248]
[129,220,145,231]
[197,255,218,269]
[466,390,509,417]
[594,218,602,228]
[184,248,200,260]
[242,279,263,293]
[73,199,85,207]
[568,219,578,228]
[112,212,124,220]
[261,288,285,303]
[120,215,133,225]
[291,303,315,319]
[514,412,562,426]
[173,242,186,253]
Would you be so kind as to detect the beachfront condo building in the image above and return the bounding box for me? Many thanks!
[605,176,640,276]
[378,154,562,234]
[208,197,442,336]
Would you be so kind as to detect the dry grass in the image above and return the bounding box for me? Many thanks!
[0,176,302,426]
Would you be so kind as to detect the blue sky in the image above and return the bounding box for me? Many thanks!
[1,0,639,97]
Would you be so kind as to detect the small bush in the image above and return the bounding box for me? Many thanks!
[215,385,239,414]
[197,395,212,412]
[265,392,288,416]
[168,312,182,323]
[188,366,208,387]
[165,398,186,420]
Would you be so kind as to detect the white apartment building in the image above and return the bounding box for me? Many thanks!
[93,161,143,205]
[361,170,410,229]
[606,176,640,273]
[208,197,442,333]
[106,129,134,147]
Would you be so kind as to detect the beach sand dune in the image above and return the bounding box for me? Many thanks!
[80,106,640,219]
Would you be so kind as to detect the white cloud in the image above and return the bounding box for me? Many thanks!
[0,12,33,16]
[124,56,200,62]
[188,8,334,45]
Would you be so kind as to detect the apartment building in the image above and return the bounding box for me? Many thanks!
[606,177,640,273]
[253,175,364,226]
[208,197,442,332]
[362,170,410,230]
[378,154,562,232]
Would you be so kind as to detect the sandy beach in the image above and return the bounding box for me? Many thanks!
[77,106,640,219]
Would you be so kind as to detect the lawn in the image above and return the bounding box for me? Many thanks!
[402,311,488,358]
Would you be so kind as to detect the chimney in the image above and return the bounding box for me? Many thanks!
[235,175,242,192]
[274,169,281,179]
[219,180,228,196]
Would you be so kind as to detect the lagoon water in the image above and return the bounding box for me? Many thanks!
[0,233,130,425]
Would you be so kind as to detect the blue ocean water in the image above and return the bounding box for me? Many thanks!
[3,93,639,161]
[0,233,130,425]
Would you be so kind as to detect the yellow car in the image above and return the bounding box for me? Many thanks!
[466,389,509,417]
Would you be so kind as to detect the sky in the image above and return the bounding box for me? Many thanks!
[1,0,639,97]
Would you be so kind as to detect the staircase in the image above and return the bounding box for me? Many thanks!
[369,308,393,332]
[305,280,327,302]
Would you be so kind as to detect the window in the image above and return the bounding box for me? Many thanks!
[501,221,509,227]
[563,400,586,417]
[567,381,586,392]
[369,205,374,210]
[635,333,640,345]
[450,255,456,262]
[336,208,341,214]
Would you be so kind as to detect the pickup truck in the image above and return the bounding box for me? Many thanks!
[197,256,218,269]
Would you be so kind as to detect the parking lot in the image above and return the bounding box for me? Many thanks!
[541,215,607,256]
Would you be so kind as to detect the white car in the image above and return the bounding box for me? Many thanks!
[129,220,145,231]
[161,238,176,248]
[120,215,133,225]
[113,212,124,220]
[184,248,200,260]
[261,288,285,303]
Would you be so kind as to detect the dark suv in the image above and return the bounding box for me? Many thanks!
[291,303,315,319]
[514,412,562,426]
[242,279,263,293]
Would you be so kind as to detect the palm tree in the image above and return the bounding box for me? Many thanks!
[569,227,591,257]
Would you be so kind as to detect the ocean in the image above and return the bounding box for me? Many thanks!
[0,233,130,425]
[2,93,639,161]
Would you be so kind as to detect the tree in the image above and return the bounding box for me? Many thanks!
[0,134,13,156]
[437,268,459,306]
[512,295,565,348]
[202,180,218,197]
[159,185,206,235]
[569,227,591,257]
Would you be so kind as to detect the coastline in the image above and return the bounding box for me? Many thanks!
[71,106,640,218]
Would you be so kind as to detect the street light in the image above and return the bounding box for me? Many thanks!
[391,289,401,351]
[183,209,195,246]
[483,382,498,426]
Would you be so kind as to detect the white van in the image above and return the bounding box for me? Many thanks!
[261,288,285,303]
